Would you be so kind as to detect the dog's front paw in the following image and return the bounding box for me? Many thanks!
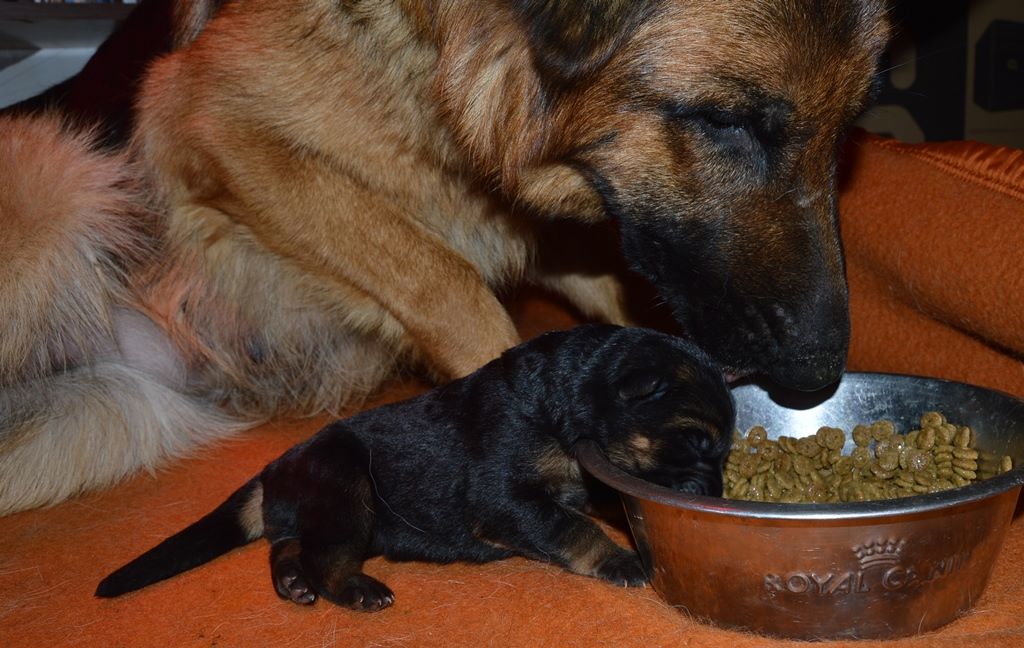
[332,574,395,612]
[273,566,317,605]
[595,549,648,587]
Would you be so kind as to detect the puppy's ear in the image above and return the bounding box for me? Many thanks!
[509,0,655,85]
[616,370,667,402]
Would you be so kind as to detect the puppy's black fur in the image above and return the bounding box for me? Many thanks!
[96,325,734,610]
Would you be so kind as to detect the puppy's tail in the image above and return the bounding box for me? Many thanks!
[0,113,251,515]
[96,479,264,598]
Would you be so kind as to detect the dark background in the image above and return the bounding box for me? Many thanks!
[861,0,1023,148]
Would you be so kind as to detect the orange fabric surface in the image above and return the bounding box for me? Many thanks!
[841,134,1024,397]
[3,134,1024,647]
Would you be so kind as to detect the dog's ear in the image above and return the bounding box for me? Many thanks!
[509,0,655,85]
[172,0,229,48]
[616,370,668,403]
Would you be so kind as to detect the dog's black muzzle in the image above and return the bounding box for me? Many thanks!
[618,217,850,393]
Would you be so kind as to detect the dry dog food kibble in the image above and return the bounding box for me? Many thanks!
[724,412,1015,503]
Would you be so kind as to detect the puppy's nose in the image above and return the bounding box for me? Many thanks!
[675,480,708,495]
[673,470,722,497]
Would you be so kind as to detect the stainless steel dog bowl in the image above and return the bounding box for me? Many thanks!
[576,372,1024,640]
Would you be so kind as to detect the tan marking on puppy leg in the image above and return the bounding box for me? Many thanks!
[562,523,622,577]
[238,482,265,540]
[534,444,582,484]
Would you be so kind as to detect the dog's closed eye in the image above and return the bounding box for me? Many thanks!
[662,100,789,175]
[687,432,714,454]
[616,372,667,402]
[688,109,757,150]
[665,104,757,147]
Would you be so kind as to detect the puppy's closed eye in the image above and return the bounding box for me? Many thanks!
[677,422,728,457]
[687,432,723,458]
[616,372,667,402]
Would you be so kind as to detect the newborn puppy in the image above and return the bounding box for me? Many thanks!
[96,325,734,610]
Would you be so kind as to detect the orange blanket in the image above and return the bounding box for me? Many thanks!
[2,133,1023,647]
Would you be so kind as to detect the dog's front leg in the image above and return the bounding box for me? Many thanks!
[516,502,647,587]
[207,152,520,379]
[533,272,631,325]
[528,220,633,326]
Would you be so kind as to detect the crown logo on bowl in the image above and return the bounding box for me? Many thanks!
[853,538,907,569]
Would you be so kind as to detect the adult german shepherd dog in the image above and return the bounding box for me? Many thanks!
[0,0,889,514]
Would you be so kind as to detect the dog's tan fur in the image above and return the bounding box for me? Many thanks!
[0,114,141,390]
[0,114,246,513]
[0,0,888,514]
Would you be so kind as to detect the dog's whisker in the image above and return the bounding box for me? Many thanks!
[367,449,426,535]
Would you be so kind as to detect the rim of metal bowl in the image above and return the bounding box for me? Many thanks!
[575,372,1024,521]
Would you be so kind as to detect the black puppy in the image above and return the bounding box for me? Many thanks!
[96,325,734,610]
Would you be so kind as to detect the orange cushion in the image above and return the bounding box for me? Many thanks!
[843,132,1024,396]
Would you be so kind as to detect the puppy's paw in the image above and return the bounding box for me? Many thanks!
[273,567,317,605]
[270,539,318,605]
[332,574,395,612]
[595,549,648,587]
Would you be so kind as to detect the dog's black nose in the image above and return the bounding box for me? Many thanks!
[768,351,845,392]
